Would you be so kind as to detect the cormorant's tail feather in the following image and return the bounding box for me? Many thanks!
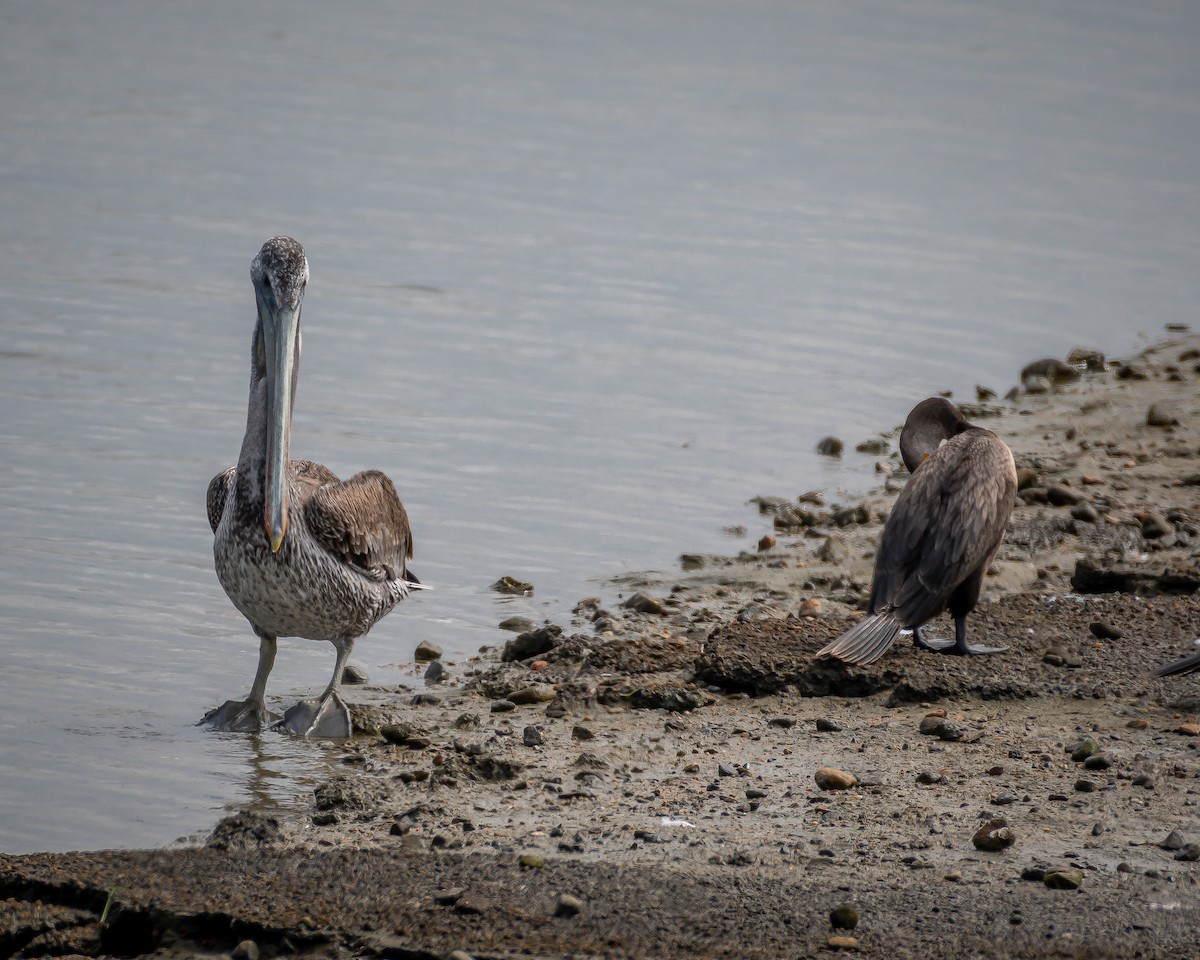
[1154,651,1200,678]
[816,613,903,666]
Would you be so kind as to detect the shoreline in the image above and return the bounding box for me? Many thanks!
[3,332,1200,959]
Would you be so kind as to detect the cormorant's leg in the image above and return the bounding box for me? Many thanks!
[201,635,280,731]
[913,625,954,652]
[277,640,353,737]
[933,614,1008,656]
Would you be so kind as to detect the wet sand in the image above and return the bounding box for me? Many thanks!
[3,334,1200,959]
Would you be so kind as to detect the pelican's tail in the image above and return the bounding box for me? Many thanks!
[1154,651,1200,678]
[816,613,903,666]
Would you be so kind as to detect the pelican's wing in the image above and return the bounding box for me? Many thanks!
[206,466,236,533]
[873,431,1014,625]
[303,468,413,581]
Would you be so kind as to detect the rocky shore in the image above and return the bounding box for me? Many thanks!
[4,333,1200,959]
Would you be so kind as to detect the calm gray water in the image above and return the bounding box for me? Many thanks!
[1,1,1198,854]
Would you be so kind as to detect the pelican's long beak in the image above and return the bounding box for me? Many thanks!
[260,294,301,553]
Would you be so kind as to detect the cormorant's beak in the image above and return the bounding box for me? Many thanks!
[259,291,301,553]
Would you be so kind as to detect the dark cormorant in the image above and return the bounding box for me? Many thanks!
[204,237,421,736]
[817,397,1016,666]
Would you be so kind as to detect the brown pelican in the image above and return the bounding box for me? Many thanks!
[1154,652,1200,677]
[817,397,1016,666]
[203,236,420,737]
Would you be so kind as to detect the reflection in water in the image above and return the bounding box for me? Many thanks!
[1,0,1199,853]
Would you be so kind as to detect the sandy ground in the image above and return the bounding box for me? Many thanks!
[3,333,1200,959]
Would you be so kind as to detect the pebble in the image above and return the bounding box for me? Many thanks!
[814,767,857,790]
[829,904,859,930]
[1071,503,1099,522]
[342,664,368,685]
[817,536,847,563]
[501,625,562,661]
[916,771,947,785]
[1082,753,1111,771]
[518,854,545,869]
[1022,374,1052,394]
[1159,829,1186,851]
[768,716,796,729]
[1088,621,1122,640]
[1046,484,1081,506]
[1146,402,1178,427]
[1126,718,1149,730]
[492,576,534,596]
[1175,844,1200,862]
[522,725,545,747]
[972,819,1016,852]
[1176,722,1200,737]
[498,616,537,633]
[1020,866,1046,882]
[1043,868,1083,890]
[1140,513,1175,539]
[1074,779,1096,793]
[572,724,595,741]
[826,936,860,951]
[757,534,776,552]
[621,592,666,614]
[554,894,584,917]
[816,436,844,457]
[798,598,822,617]
[413,640,442,662]
[1015,467,1039,490]
[231,940,260,960]
[1132,774,1156,790]
[1021,357,1079,385]
[815,717,844,733]
[855,437,889,455]
[1068,738,1100,762]
[508,685,557,705]
[918,717,963,741]
[1066,347,1106,371]
[423,661,447,684]
[718,762,737,777]
[490,699,516,713]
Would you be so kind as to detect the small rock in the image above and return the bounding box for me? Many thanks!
[1146,403,1178,427]
[1043,868,1083,890]
[1176,722,1200,737]
[1074,779,1096,793]
[1133,774,1156,790]
[498,616,537,633]
[1159,829,1187,851]
[768,716,796,729]
[855,437,889,455]
[491,699,516,713]
[1022,357,1079,385]
[1082,753,1111,771]
[433,888,465,906]
[757,534,776,552]
[816,436,844,457]
[815,717,844,733]
[572,724,595,741]
[1022,374,1052,394]
[827,936,860,951]
[342,664,369,685]
[518,854,545,869]
[1046,485,1081,506]
[554,894,584,917]
[918,717,963,741]
[944,870,963,882]
[492,575,534,596]
[976,384,997,401]
[423,660,447,684]
[1088,621,1122,640]
[621,592,666,615]
[1126,718,1149,730]
[1071,503,1099,522]
[1015,467,1039,490]
[1115,363,1148,380]
[231,940,260,960]
[718,762,737,777]
[1175,844,1200,862]
[502,625,562,662]
[1066,347,1106,371]
[798,598,822,617]
[1140,513,1175,540]
[1020,866,1046,882]
[814,767,857,790]
[829,904,859,930]
[413,639,442,662]
[508,685,557,705]
[817,536,846,564]
[972,818,1016,852]
[916,771,947,785]
[1068,738,1100,762]
[523,725,545,747]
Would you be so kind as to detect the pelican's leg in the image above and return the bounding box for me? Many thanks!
[201,635,281,731]
[277,639,353,737]
[913,625,954,653]
[932,614,1008,657]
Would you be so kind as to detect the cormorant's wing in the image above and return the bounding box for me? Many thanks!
[303,468,413,582]
[1155,652,1200,678]
[872,431,1014,626]
[206,466,236,534]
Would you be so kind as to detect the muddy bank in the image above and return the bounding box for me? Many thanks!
[4,333,1200,959]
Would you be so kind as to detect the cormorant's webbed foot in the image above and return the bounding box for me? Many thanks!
[200,698,278,732]
[916,621,1008,657]
[913,626,955,653]
[275,693,352,737]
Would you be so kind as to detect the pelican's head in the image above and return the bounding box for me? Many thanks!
[251,237,309,552]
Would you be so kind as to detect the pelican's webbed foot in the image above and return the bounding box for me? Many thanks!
[201,698,279,732]
[276,693,352,737]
